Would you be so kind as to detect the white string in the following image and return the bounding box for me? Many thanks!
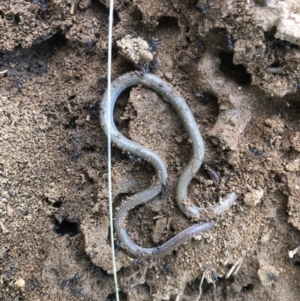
[107,1,119,300]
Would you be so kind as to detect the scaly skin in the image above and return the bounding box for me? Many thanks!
[100,72,237,258]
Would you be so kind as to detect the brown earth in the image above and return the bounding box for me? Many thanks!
[1,0,300,300]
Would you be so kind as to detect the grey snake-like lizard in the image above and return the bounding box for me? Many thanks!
[100,72,237,258]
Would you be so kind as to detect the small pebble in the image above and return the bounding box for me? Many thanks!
[8,189,16,196]
[164,72,173,82]
[15,278,26,287]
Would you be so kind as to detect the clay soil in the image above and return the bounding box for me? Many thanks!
[1,0,300,300]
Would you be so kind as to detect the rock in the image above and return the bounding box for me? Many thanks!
[244,188,264,206]
[8,189,16,196]
[15,278,26,287]
[257,265,279,286]
[117,35,153,68]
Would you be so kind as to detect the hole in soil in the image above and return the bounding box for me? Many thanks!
[67,116,77,128]
[54,219,79,237]
[269,61,280,68]
[200,278,215,294]
[274,175,281,183]
[254,0,269,7]
[0,52,4,67]
[130,6,143,28]
[264,26,277,39]
[1,31,67,75]
[242,283,253,292]
[91,0,119,25]
[46,32,68,50]
[14,14,20,25]
[196,92,218,105]
[156,16,179,31]
[106,291,127,301]
[208,28,234,53]
[83,171,95,184]
[81,142,96,153]
[219,51,251,85]
[273,39,294,50]
[52,201,62,208]
[44,197,63,208]
[183,277,201,296]
[264,27,298,51]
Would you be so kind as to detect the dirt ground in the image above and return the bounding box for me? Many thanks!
[1,0,300,300]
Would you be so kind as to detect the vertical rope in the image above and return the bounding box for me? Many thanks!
[107,1,119,300]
